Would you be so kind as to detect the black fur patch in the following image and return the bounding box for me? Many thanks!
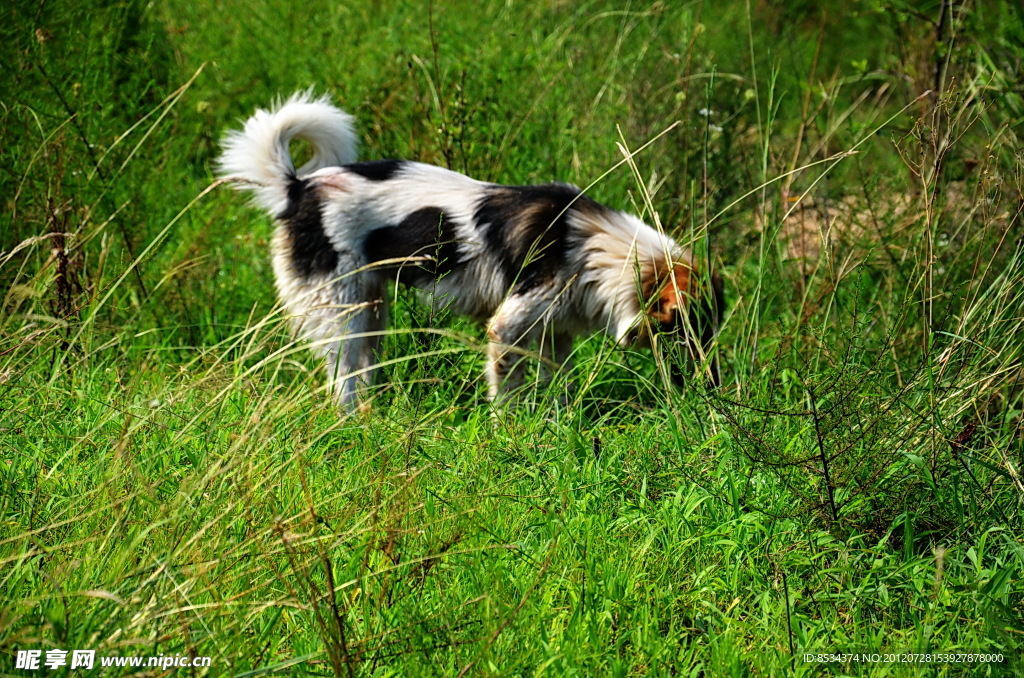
[364,207,462,286]
[345,159,405,182]
[278,178,339,278]
[474,183,598,292]
[276,177,305,220]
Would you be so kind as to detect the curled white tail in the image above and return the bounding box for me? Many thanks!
[217,91,359,216]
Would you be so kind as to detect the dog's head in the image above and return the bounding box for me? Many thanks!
[631,261,724,387]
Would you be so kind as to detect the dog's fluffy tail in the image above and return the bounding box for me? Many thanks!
[217,91,358,216]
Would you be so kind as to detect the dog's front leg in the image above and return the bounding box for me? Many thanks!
[485,295,547,405]
[537,331,574,381]
[537,331,575,405]
[485,334,530,404]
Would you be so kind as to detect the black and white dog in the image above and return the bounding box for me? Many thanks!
[218,92,723,410]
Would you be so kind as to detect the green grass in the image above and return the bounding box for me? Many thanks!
[2,0,1023,675]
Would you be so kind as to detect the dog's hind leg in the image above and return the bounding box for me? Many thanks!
[298,271,387,413]
[324,299,387,412]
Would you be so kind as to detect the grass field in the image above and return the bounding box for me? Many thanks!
[2,0,1023,675]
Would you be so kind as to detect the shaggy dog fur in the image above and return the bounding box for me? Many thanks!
[218,92,723,410]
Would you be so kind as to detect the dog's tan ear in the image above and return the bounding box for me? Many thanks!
[649,263,693,324]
